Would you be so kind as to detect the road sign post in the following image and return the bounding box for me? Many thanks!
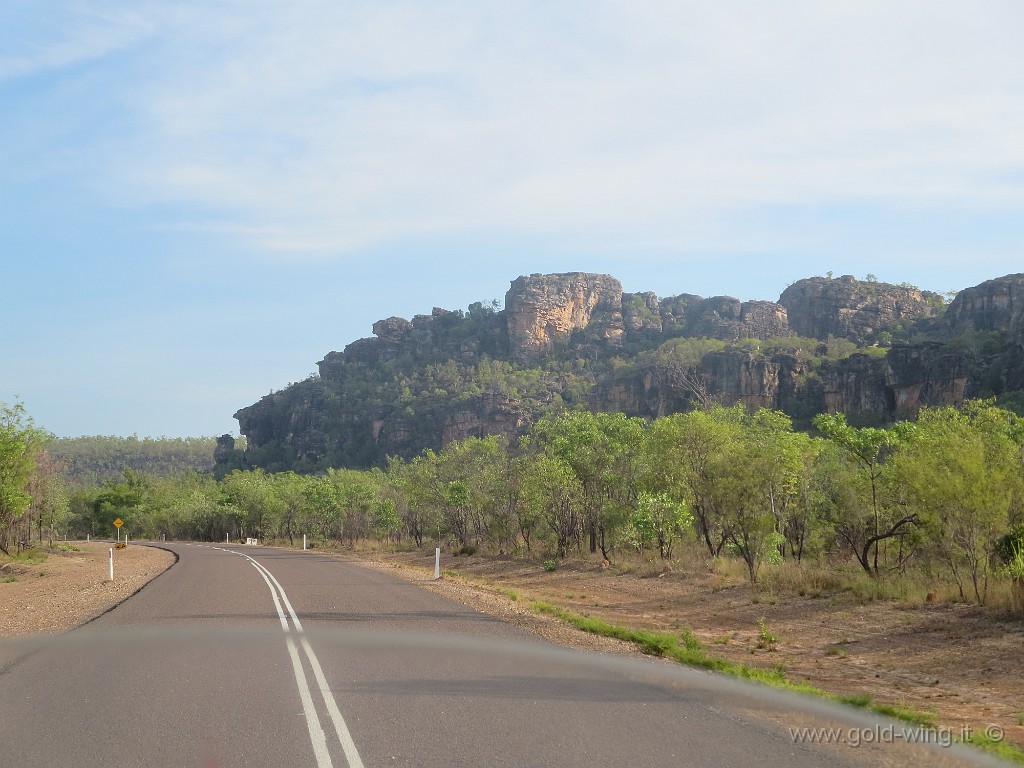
[114,517,123,543]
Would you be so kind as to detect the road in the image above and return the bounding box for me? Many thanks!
[0,543,1002,767]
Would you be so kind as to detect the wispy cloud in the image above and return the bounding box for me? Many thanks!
[0,2,158,80]
[8,0,1024,256]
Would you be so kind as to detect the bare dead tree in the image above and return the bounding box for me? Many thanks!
[655,356,717,409]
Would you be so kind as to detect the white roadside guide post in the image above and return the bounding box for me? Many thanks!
[434,548,441,580]
[303,534,307,551]
[109,548,114,581]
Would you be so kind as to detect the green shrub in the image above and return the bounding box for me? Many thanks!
[995,525,1024,566]
[756,617,778,651]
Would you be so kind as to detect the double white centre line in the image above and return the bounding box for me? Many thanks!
[218,548,365,768]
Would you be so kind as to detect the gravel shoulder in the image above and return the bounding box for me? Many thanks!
[0,542,175,638]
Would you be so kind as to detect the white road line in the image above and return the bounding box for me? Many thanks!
[300,636,366,768]
[286,635,334,768]
[248,557,305,633]
[225,548,365,768]
[251,563,289,632]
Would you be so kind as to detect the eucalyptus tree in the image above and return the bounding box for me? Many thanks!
[643,405,746,557]
[386,457,431,547]
[25,450,70,546]
[626,491,693,559]
[0,401,43,554]
[324,468,383,546]
[719,409,809,582]
[519,454,584,558]
[399,436,506,548]
[302,473,347,543]
[890,402,1024,604]
[220,469,284,542]
[525,411,646,559]
[813,413,910,575]
[155,472,228,541]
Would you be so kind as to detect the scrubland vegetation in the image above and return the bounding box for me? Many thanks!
[7,397,1022,613]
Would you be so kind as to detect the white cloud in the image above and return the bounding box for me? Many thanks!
[10,0,1024,255]
[0,2,157,80]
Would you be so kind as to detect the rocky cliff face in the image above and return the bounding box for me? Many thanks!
[594,345,984,423]
[684,298,790,341]
[441,393,532,445]
[319,305,508,378]
[227,271,1024,473]
[505,273,624,362]
[942,273,1024,335]
[505,273,795,355]
[779,275,941,343]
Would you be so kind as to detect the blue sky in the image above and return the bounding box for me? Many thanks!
[3,1,1024,438]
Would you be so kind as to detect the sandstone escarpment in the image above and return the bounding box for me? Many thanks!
[884,344,972,413]
[942,273,1024,335]
[441,393,532,445]
[506,273,624,362]
[621,292,663,339]
[779,275,941,343]
[685,298,789,341]
[591,343,981,423]
[227,271,1024,474]
[319,305,508,378]
[656,293,703,337]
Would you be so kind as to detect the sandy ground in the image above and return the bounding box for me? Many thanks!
[0,542,175,637]
[337,547,1024,753]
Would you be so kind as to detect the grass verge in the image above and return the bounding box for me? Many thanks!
[532,600,796,688]
[3,548,49,564]
[529,600,1024,763]
[966,732,1024,764]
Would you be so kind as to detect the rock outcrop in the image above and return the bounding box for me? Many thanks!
[319,305,508,377]
[685,298,789,341]
[779,275,941,343]
[505,273,624,362]
[942,273,1024,335]
[441,393,532,445]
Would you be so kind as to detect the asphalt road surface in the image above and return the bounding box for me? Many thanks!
[0,543,1004,767]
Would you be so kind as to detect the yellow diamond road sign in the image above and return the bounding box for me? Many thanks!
[114,518,123,528]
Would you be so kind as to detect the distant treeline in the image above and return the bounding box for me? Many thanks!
[47,435,227,487]
[60,400,1024,610]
